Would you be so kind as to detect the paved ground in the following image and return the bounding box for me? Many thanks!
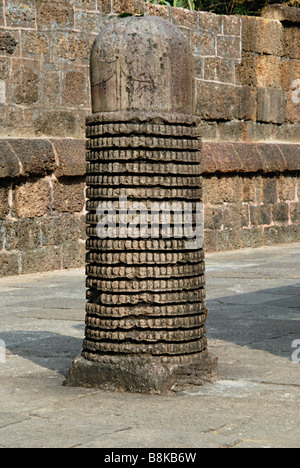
[0,243,299,448]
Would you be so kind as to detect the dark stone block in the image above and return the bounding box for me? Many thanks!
[8,139,56,176]
[0,141,20,178]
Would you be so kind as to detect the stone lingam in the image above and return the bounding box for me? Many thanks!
[66,15,218,394]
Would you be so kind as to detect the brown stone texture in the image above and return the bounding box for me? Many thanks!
[0,141,20,178]
[63,70,88,106]
[35,0,74,30]
[284,26,300,60]
[13,178,51,219]
[257,88,286,124]
[241,16,283,56]
[12,63,39,105]
[52,177,85,213]
[8,139,56,176]
[262,4,300,23]
[0,32,18,55]
[90,16,194,115]
[196,82,256,121]
[0,184,10,219]
[52,138,86,177]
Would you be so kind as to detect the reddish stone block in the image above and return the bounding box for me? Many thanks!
[279,144,300,171]
[13,178,52,218]
[257,88,286,124]
[233,143,265,174]
[21,31,50,59]
[147,3,169,19]
[241,16,283,56]
[52,177,85,213]
[217,36,241,61]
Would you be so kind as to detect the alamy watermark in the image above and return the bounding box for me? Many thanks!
[291,339,300,364]
[95,195,204,249]
[0,339,6,364]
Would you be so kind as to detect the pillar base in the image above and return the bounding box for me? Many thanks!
[65,352,218,394]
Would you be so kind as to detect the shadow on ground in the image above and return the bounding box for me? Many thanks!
[1,282,299,376]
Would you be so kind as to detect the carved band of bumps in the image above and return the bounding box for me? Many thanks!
[86,289,205,305]
[86,249,204,264]
[86,262,205,279]
[86,187,202,201]
[85,301,207,318]
[83,336,207,355]
[86,174,201,187]
[85,326,205,343]
[86,150,201,163]
[86,136,200,151]
[86,275,205,293]
[85,314,206,330]
[86,112,199,126]
[86,123,201,138]
[86,211,199,227]
[87,161,201,176]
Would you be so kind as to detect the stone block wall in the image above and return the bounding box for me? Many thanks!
[0,0,299,276]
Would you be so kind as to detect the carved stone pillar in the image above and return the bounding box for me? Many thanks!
[66,15,218,393]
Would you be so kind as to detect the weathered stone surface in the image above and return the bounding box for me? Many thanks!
[12,64,39,105]
[0,185,10,219]
[8,139,56,176]
[0,251,20,277]
[241,16,283,56]
[196,82,256,121]
[86,261,205,279]
[0,32,18,55]
[67,15,217,393]
[0,141,20,178]
[90,16,194,116]
[52,139,86,177]
[284,26,300,60]
[86,174,201,187]
[87,149,201,163]
[261,4,300,23]
[13,178,51,219]
[85,301,207,318]
[87,161,201,176]
[35,0,74,30]
[5,0,36,28]
[66,352,218,394]
[257,88,286,124]
[52,177,85,213]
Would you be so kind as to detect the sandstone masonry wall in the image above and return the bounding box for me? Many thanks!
[0,0,299,276]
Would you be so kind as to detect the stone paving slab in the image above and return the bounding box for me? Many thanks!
[0,243,299,448]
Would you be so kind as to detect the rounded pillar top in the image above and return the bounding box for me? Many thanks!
[90,15,195,120]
